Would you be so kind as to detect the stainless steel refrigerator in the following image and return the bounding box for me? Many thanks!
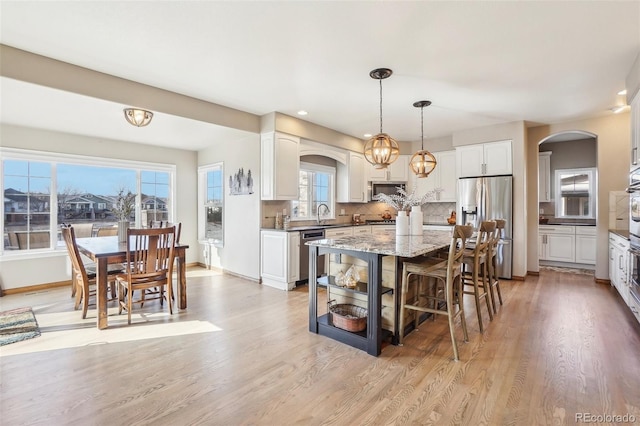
[457,175,513,279]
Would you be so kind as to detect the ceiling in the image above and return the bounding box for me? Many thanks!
[1,1,639,151]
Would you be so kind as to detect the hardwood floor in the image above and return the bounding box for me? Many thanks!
[1,267,639,425]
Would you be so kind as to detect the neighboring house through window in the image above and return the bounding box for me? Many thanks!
[198,163,224,246]
[291,162,335,221]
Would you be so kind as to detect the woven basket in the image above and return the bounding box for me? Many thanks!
[328,301,367,332]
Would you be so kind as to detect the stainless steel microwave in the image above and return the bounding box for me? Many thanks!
[368,182,406,202]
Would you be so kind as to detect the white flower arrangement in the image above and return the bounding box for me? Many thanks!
[373,181,442,212]
[111,187,136,221]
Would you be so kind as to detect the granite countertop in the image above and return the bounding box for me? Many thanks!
[306,230,452,257]
[262,222,453,233]
[609,229,631,240]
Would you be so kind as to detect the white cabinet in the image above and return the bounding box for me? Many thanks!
[631,94,640,169]
[456,140,512,178]
[609,232,630,305]
[325,227,354,238]
[371,225,396,235]
[352,225,372,235]
[575,227,596,265]
[260,230,299,291]
[367,155,409,182]
[261,132,300,200]
[337,152,366,203]
[415,150,457,202]
[539,225,576,263]
[539,225,596,265]
[538,152,552,202]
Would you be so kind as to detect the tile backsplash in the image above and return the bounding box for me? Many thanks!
[261,201,456,228]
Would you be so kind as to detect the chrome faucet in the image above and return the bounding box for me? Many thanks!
[317,203,330,225]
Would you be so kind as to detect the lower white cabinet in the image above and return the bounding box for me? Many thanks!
[609,232,630,305]
[539,225,596,265]
[352,225,372,235]
[260,230,299,291]
[575,227,597,264]
[539,226,575,262]
[371,225,396,235]
[325,227,354,238]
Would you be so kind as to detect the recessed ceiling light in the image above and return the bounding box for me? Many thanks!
[611,105,629,113]
[618,89,628,96]
[297,110,308,116]
[363,133,372,138]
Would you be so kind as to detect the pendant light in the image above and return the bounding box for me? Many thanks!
[123,108,153,127]
[409,100,437,178]
[363,68,400,170]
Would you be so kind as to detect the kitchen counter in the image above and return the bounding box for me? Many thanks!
[262,222,453,233]
[307,230,452,258]
[609,229,631,240]
[307,229,452,356]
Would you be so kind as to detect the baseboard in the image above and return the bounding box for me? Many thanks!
[3,280,71,295]
[195,262,259,283]
[527,271,540,277]
[511,275,526,281]
[595,278,611,285]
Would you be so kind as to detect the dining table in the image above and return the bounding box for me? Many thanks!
[75,235,190,329]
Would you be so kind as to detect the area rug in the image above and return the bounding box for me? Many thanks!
[540,265,594,276]
[0,307,41,346]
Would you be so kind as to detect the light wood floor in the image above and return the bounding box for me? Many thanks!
[1,267,639,425]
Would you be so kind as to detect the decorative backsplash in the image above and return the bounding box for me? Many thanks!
[261,200,456,228]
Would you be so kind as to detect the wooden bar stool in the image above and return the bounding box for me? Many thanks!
[461,221,495,333]
[487,219,505,313]
[399,225,473,361]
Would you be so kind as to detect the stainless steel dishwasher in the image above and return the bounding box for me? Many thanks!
[299,230,326,284]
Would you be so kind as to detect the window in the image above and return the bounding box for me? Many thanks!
[291,162,335,221]
[198,163,224,246]
[1,148,175,254]
[555,167,596,219]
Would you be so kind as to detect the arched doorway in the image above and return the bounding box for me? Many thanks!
[537,130,598,272]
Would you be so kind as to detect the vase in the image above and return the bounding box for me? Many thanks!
[117,221,129,242]
[396,211,409,236]
[410,205,423,236]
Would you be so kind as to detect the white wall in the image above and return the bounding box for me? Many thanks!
[198,135,261,280]
[0,124,198,291]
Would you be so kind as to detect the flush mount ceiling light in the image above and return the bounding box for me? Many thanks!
[409,100,437,178]
[611,105,629,114]
[363,68,400,170]
[123,108,153,127]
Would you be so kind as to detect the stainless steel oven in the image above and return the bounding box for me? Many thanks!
[628,166,640,237]
[629,234,640,306]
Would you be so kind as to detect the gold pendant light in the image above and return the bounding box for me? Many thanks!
[363,68,400,170]
[409,100,437,178]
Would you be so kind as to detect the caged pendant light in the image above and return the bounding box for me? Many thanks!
[409,100,437,178]
[363,68,400,170]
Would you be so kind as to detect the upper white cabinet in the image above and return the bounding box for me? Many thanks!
[538,152,552,202]
[261,132,300,200]
[456,140,512,177]
[415,150,457,202]
[367,155,409,182]
[631,94,640,169]
[337,152,367,203]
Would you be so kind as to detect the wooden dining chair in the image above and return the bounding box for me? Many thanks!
[116,226,176,324]
[487,219,506,313]
[461,221,496,333]
[96,226,118,237]
[61,225,118,319]
[399,225,473,361]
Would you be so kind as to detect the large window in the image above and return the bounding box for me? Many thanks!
[1,148,175,254]
[291,162,335,221]
[198,163,224,246]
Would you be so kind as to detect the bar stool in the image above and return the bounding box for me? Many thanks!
[487,219,505,313]
[399,225,473,361]
[461,221,495,333]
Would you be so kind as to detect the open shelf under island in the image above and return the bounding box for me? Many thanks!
[307,229,452,356]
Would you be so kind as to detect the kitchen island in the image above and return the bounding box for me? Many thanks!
[307,230,452,356]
